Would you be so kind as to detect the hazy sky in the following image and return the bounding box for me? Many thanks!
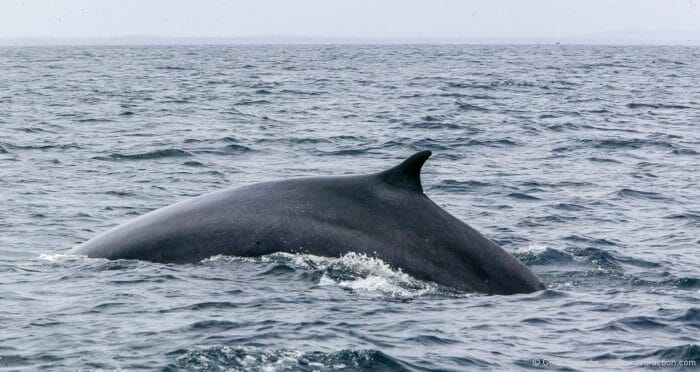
[1,0,699,40]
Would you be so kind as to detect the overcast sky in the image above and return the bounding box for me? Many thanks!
[1,0,699,41]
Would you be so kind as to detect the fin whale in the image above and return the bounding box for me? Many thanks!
[70,151,545,295]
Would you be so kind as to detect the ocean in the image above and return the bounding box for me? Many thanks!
[0,45,698,370]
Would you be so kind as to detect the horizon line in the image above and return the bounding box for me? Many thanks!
[1,34,699,47]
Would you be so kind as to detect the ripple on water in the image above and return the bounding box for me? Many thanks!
[432,179,492,191]
[613,188,670,201]
[182,160,205,167]
[93,149,193,161]
[221,144,253,154]
[633,344,700,362]
[514,246,575,266]
[507,192,541,201]
[626,102,692,110]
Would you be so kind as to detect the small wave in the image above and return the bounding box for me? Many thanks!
[205,79,227,85]
[290,137,331,144]
[86,302,128,314]
[182,161,205,167]
[662,277,700,290]
[614,188,668,201]
[664,212,700,225]
[259,264,296,276]
[492,79,536,88]
[468,94,497,100]
[221,144,253,154]
[546,123,581,132]
[405,334,460,346]
[614,254,661,268]
[452,139,518,148]
[445,82,472,89]
[94,149,193,161]
[408,138,450,151]
[569,247,621,270]
[433,179,491,191]
[76,118,113,123]
[236,99,271,106]
[445,80,534,91]
[159,301,241,314]
[517,289,569,301]
[2,143,81,151]
[627,103,691,110]
[607,316,669,331]
[563,235,618,247]
[280,89,324,96]
[672,148,698,155]
[110,273,180,285]
[314,149,369,156]
[220,136,241,143]
[553,138,676,152]
[521,317,553,324]
[630,344,700,362]
[157,66,188,71]
[595,139,672,149]
[514,245,575,266]
[507,192,541,201]
[15,126,51,133]
[437,92,467,98]
[588,157,622,163]
[162,98,192,104]
[409,115,462,129]
[104,190,135,197]
[551,203,588,212]
[518,215,576,227]
[174,346,412,371]
[186,320,241,331]
[182,138,204,144]
[672,308,700,323]
[457,102,489,112]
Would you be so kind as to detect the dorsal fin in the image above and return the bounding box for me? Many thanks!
[378,150,432,193]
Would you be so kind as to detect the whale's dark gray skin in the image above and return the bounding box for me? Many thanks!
[70,151,545,295]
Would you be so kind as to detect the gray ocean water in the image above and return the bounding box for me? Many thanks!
[0,45,698,370]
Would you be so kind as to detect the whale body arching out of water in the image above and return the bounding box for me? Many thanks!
[70,151,545,295]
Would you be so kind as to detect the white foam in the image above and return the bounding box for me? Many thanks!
[38,253,87,262]
[321,273,434,297]
[515,244,549,254]
[214,346,303,371]
[312,252,440,297]
[203,254,258,263]
[206,251,443,297]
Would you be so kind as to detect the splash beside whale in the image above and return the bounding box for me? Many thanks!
[70,151,545,295]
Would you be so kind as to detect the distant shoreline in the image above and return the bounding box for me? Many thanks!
[1,35,699,47]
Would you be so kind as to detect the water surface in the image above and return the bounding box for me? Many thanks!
[0,45,698,370]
